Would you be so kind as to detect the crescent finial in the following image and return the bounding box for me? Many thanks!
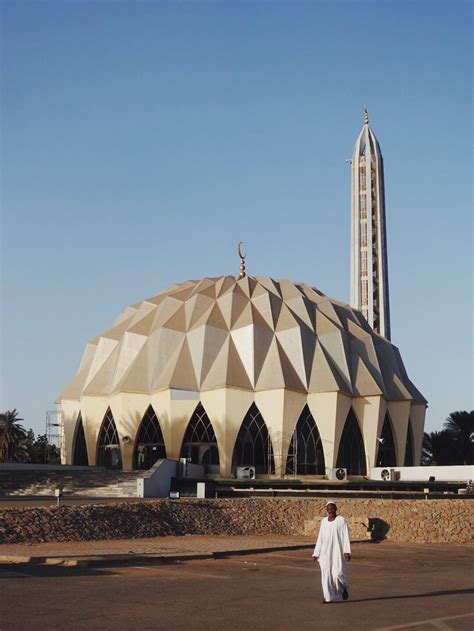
[237,242,246,279]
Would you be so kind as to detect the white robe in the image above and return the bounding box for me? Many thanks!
[312,515,351,602]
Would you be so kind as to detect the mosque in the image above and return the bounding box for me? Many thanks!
[58,111,426,477]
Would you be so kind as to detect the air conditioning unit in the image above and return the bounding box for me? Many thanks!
[326,467,347,481]
[380,468,400,481]
[236,466,256,480]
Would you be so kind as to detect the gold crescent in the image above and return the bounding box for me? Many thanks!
[237,241,246,259]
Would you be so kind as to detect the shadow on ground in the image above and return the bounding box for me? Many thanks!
[367,518,390,542]
[340,588,474,603]
[0,564,118,579]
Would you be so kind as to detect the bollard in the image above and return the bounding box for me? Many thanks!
[55,488,62,507]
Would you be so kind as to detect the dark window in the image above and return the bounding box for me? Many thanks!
[377,414,397,467]
[180,404,219,471]
[73,414,88,466]
[286,405,325,475]
[232,403,275,475]
[404,421,414,466]
[336,409,367,475]
[133,406,166,470]
[96,408,122,470]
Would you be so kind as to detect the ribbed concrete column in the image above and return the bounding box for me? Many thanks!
[308,392,352,470]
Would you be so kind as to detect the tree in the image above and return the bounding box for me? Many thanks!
[23,429,36,461]
[22,429,61,464]
[31,433,61,464]
[0,409,29,462]
[422,411,474,466]
[422,430,454,465]
[443,410,474,465]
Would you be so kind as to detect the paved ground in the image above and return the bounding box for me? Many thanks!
[0,534,314,565]
[0,540,472,630]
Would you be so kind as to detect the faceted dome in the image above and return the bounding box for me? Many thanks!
[60,276,425,403]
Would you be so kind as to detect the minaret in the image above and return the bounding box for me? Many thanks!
[350,108,391,340]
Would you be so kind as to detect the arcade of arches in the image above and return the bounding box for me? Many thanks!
[70,402,418,475]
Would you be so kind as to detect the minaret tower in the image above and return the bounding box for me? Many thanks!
[350,108,391,340]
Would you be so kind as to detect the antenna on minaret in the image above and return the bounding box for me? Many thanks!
[237,242,246,279]
[364,106,369,125]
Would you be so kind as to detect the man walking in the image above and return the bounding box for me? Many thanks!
[312,501,351,603]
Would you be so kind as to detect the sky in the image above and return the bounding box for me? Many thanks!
[1,0,472,437]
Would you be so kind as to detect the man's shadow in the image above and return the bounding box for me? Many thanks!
[366,517,390,542]
[344,588,474,603]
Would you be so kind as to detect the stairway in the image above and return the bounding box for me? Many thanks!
[0,468,142,498]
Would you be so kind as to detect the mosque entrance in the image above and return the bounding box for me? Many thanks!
[135,444,166,470]
[102,445,121,469]
[134,406,166,470]
[377,414,397,467]
[404,421,414,466]
[180,404,220,474]
[96,408,123,470]
[336,408,367,475]
[232,404,275,475]
[285,405,325,475]
[73,414,88,466]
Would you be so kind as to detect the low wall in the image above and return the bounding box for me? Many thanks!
[0,498,472,545]
[371,465,474,482]
[138,459,178,498]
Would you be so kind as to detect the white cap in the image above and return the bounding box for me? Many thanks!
[325,500,337,508]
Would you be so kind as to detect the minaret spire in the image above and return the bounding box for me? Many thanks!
[237,242,246,279]
[350,109,391,339]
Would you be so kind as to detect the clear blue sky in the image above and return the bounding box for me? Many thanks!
[1,0,472,436]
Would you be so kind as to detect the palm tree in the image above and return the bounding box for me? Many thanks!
[421,430,458,466]
[0,409,29,462]
[443,411,474,465]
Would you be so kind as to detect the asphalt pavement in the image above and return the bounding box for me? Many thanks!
[0,540,473,631]
[0,534,315,566]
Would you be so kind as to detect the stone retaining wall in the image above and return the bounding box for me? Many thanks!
[0,498,472,545]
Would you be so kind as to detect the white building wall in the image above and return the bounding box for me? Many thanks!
[371,465,474,482]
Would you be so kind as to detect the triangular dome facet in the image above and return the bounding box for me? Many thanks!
[59,276,425,405]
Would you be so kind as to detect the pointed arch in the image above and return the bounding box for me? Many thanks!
[377,414,396,467]
[133,405,166,470]
[180,403,220,472]
[96,408,122,470]
[232,403,275,475]
[286,405,325,475]
[336,408,367,475]
[404,420,414,466]
[73,413,88,466]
